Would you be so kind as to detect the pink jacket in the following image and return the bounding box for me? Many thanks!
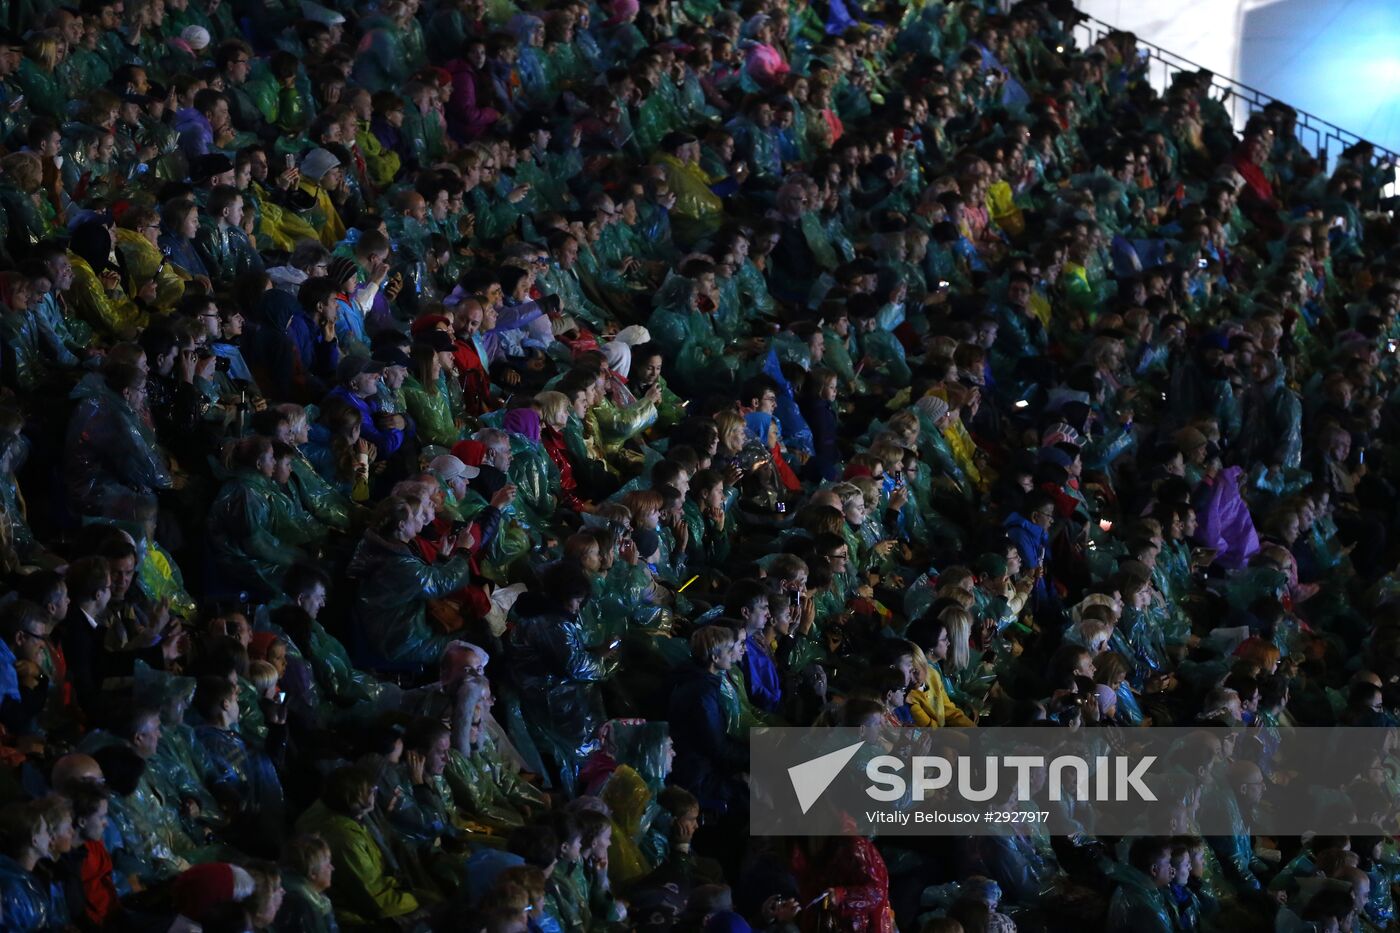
[745,43,790,89]
[444,58,501,142]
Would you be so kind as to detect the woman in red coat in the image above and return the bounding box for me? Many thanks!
[791,816,895,933]
[538,389,592,513]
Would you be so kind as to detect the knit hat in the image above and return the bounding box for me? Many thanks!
[300,147,340,182]
[915,395,949,424]
[172,863,238,922]
[190,153,233,184]
[1041,422,1084,447]
[1174,426,1208,453]
[335,356,384,383]
[248,632,279,661]
[429,454,480,481]
[1038,446,1073,469]
[180,25,210,49]
[326,257,358,289]
[452,439,487,467]
[410,313,452,338]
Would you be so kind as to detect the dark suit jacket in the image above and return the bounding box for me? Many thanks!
[59,606,104,719]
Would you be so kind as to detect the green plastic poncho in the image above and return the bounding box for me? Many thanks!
[208,469,308,599]
[346,530,472,667]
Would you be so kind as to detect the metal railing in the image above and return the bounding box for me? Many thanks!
[1069,13,1398,174]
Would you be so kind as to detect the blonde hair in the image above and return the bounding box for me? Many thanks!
[850,476,881,510]
[890,411,924,439]
[1069,619,1114,654]
[714,411,747,452]
[25,31,63,71]
[868,442,905,469]
[248,661,279,694]
[536,390,570,427]
[908,642,932,689]
[939,607,973,672]
[275,403,309,435]
[935,586,975,610]
[830,481,863,509]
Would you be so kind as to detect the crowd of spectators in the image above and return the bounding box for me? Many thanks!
[0,0,1396,930]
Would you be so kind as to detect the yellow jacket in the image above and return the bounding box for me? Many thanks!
[357,123,401,190]
[986,180,1024,239]
[600,764,655,887]
[942,419,986,492]
[297,179,347,247]
[908,666,974,728]
[252,182,321,252]
[652,152,724,228]
[68,252,146,341]
[115,228,185,314]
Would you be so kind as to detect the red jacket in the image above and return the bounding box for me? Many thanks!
[78,840,119,926]
[542,426,586,511]
[452,337,494,415]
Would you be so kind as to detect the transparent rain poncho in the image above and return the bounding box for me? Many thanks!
[253,611,397,723]
[599,721,673,886]
[208,469,308,600]
[479,410,562,536]
[347,530,473,667]
[133,663,224,828]
[504,598,617,794]
[453,487,531,583]
[65,372,172,518]
[194,718,285,844]
[448,676,548,830]
[401,373,464,450]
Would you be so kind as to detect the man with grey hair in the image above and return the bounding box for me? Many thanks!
[473,428,513,496]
